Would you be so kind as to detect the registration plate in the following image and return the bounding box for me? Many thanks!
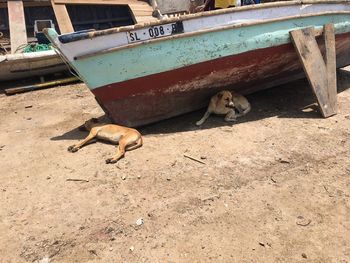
[126,21,184,43]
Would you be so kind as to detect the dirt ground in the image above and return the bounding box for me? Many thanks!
[1,68,350,263]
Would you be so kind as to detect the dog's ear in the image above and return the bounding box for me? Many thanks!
[78,124,87,131]
[91,118,99,123]
[217,91,224,99]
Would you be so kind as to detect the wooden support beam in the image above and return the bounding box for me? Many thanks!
[324,24,337,113]
[5,76,79,95]
[51,1,74,33]
[290,24,337,118]
[8,0,27,54]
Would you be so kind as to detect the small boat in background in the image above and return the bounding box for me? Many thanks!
[46,0,350,126]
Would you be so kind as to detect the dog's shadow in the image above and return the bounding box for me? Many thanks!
[50,72,350,139]
[50,115,110,142]
[50,127,87,141]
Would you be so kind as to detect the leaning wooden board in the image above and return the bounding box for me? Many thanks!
[51,0,74,33]
[290,24,337,118]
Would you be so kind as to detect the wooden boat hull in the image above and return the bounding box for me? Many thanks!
[45,1,350,126]
[0,51,67,81]
[91,32,350,126]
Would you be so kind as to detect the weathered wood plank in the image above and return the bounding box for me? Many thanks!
[8,0,27,54]
[51,1,74,33]
[53,0,144,5]
[128,2,155,23]
[290,26,337,118]
[324,23,337,113]
[0,1,51,8]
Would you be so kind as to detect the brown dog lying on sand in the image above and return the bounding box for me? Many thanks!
[196,90,251,126]
[68,118,143,164]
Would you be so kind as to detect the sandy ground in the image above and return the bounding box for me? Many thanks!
[0,70,350,263]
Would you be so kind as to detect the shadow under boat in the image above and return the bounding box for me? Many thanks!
[51,70,350,140]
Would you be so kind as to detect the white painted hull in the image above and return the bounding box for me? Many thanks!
[49,1,350,62]
[0,50,68,81]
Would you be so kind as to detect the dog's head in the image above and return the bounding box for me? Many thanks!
[78,118,99,131]
[217,91,234,108]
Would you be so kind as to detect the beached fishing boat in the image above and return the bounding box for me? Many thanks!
[45,0,350,126]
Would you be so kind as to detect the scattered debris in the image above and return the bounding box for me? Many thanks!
[201,195,220,202]
[15,130,22,133]
[323,185,335,197]
[296,216,312,226]
[129,246,135,252]
[66,178,89,183]
[277,158,290,164]
[0,145,5,151]
[88,249,97,256]
[64,166,75,173]
[200,156,207,160]
[184,154,206,164]
[259,242,265,247]
[20,239,72,262]
[121,175,126,180]
[25,105,33,109]
[270,177,277,183]
[302,253,307,259]
[136,218,144,226]
[147,213,154,218]
[137,175,141,179]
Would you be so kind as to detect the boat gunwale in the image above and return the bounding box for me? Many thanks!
[73,11,350,61]
[55,0,350,44]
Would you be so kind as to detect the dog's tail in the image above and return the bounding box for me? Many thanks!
[126,136,143,151]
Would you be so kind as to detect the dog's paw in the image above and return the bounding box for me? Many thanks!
[195,121,202,126]
[67,145,78,153]
[105,158,117,164]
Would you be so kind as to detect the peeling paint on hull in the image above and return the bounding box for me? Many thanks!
[92,32,350,127]
[44,1,350,126]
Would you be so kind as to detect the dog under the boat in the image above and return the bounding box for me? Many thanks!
[196,90,251,126]
[68,118,143,164]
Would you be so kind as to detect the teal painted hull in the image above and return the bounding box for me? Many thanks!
[70,14,350,90]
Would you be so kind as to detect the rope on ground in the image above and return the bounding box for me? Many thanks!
[53,45,83,82]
